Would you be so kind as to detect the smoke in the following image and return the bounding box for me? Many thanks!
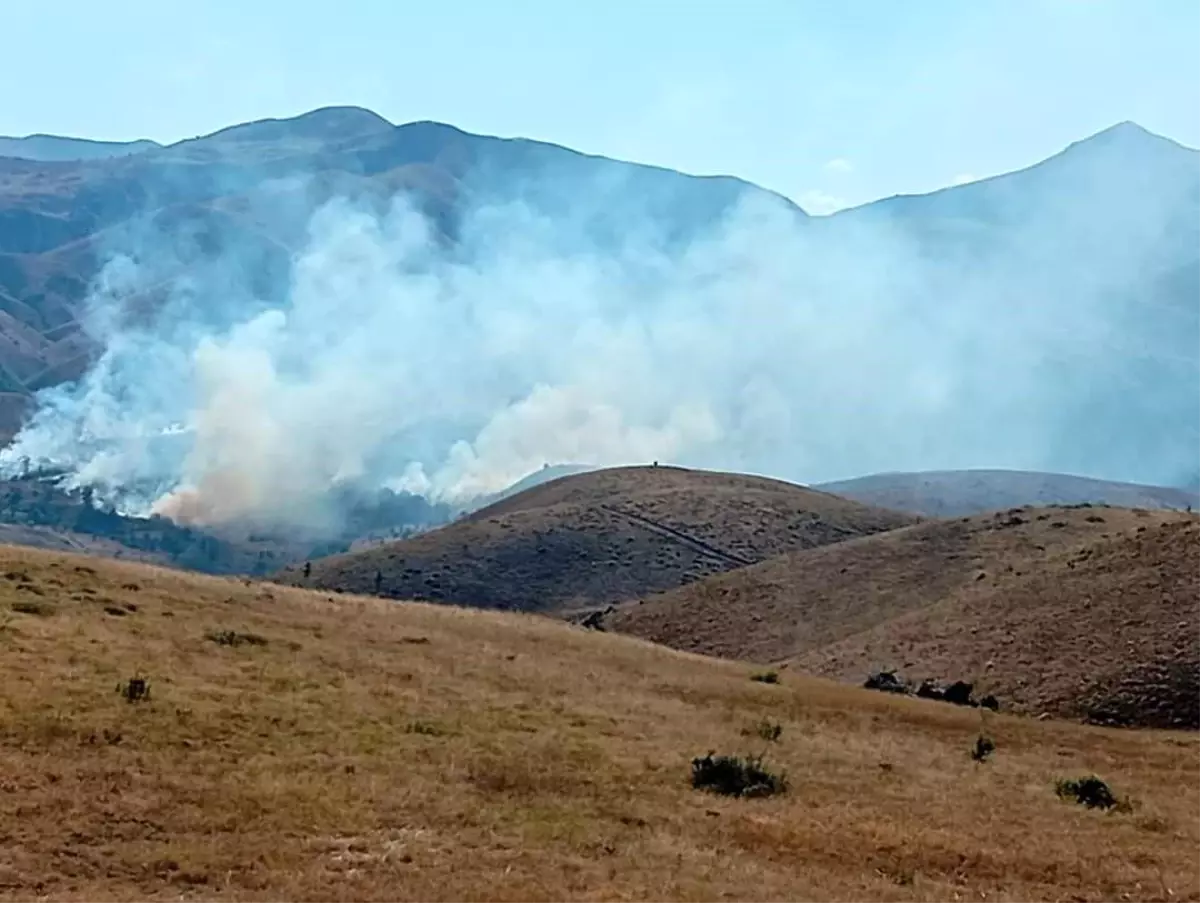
[0,142,1195,533]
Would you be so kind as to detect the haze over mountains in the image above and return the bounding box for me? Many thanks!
[0,107,1195,539]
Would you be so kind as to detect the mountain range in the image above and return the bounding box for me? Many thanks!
[0,108,1196,493]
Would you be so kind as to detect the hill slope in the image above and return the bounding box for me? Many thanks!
[814,469,1199,517]
[0,544,1196,901]
[276,466,917,612]
[611,506,1200,727]
[0,134,160,162]
[794,516,1199,728]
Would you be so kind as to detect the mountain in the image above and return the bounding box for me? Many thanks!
[819,121,1199,488]
[9,109,1200,480]
[0,108,1193,517]
[0,106,801,434]
[814,469,1199,517]
[0,134,160,162]
[275,465,916,612]
[609,505,1200,727]
[3,543,1195,900]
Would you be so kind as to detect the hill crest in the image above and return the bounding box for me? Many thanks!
[278,465,917,612]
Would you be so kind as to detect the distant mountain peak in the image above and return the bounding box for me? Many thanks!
[1066,119,1197,155]
[193,106,395,145]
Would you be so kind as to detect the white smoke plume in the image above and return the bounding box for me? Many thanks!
[0,150,1194,532]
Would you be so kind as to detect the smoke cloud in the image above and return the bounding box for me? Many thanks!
[0,148,1194,533]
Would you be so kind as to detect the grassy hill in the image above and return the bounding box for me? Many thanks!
[0,544,1196,901]
[791,516,1200,728]
[276,466,917,612]
[610,506,1199,727]
[814,469,1199,517]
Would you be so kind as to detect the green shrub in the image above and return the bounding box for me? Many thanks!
[691,752,787,798]
[1055,775,1118,810]
[970,735,996,762]
[118,677,151,704]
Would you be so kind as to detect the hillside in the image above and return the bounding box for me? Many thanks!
[610,506,1200,727]
[814,469,1199,517]
[0,134,160,162]
[0,544,1197,901]
[792,516,1200,728]
[276,466,917,612]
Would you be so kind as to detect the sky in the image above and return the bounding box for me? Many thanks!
[1,0,1197,211]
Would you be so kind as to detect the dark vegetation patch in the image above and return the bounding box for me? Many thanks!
[1055,776,1118,810]
[864,671,999,710]
[691,753,787,798]
[205,629,269,648]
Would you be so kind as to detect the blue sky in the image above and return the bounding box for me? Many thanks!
[2,0,1197,211]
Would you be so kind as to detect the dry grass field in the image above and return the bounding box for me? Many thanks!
[0,544,1196,901]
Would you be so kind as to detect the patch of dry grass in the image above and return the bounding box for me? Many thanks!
[0,544,1196,901]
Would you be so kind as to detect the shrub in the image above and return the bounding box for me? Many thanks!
[865,670,910,694]
[691,752,787,798]
[970,735,996,762]
[1055,775,1118,810]
[750,670,780,684]
[118,677,151,704]
[206,629,269,648]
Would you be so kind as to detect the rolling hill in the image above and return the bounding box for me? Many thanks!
[814,469,1200,517]
[0,543,1196,901]
[791,516,1200,729]
[276,465,917,612]
[609,505,1200,728]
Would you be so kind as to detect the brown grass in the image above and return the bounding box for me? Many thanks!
[278,465,916,612]
[0,543,1197,901]
[611,506,1200,725]
[794,516,1200,727]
